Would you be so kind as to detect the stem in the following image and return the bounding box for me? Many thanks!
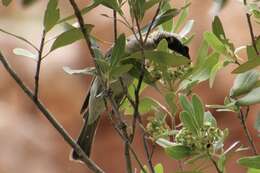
[239,108,258,155]
[34,29,46,100]
[0,28,39,52]
[144,0,162,43]
[209,156,222,173]
[113,10,118,42]
[142,134,155,173]
[113,9,133,173]
[0,52,105,173]
[243,0,259,55]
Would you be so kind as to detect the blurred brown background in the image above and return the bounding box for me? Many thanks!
[0,0,259,173]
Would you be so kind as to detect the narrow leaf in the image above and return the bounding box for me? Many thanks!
[50,24,93,51]
[179,20,194,38]
[192,94,204,127]
[237,87,260,106]
[204,32,226,54]
[232,57,260,73]
[212,16,226,41]
[165,145,192,160]
[204,111,217,127]
[110,64,133,79]
[13,48,37,60]
[111,34,126,66]
[44,0,60,32]
[180,111,198,134]
[230,70,260,97]
[238,156,260,169]
[62,66,96,75]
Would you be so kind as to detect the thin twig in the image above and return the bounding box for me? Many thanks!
[243,0,259,55]
[0,28,39,51]
[104,99,147,173]
[113,8,133,173]
[142,134,155,173]
[113,10,118,42]
[0,52,105,173]
[34,30,46,100]
[209,156,222,173]
[144,0,163,43]
[239,108,258,155]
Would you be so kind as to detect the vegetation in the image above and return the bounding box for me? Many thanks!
[0,0,260,173]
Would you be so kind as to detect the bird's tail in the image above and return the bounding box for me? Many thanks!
[71,112,99,160]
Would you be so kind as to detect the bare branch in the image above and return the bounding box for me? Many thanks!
[0,52,105,173]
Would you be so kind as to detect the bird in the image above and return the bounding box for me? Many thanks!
[71,31,190,161]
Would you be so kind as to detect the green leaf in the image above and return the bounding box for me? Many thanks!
[179,95,194,115]
[157,39,168,52]
[44,0,60,32]
[232,57,260,73]
[100,0,122,14]
[144,0,159,10]
[204,111,217,127]
[254,113,260,132]
[230,70,260,97]
[192,94,204,127]
[179,52,219,91]
[217,154,227,173]
[209,60,223,88]
[173,1,189,32]
[96,58,110,74]
[179,20,194,38]
[50,24,93,51]
[196,40,209,68]
[145,51,190,66]
[180,111,198,134]
[212,16,226,41]
[110,34,126,66]
[203,32,226,54]
[2,0,12,6]
[133,0,145,20]
[238,155,260,169]
[127,50,190,66]
[142,8,180,32]
[248,168,260,173]
[156,138,176,148]
[110,64,133,79]
[160,1,173,32]
[165,145,192,160]
[13,48,37,60]
[59,1,99,23]
[237,87,260,106]
[154,163,164,173]
[62,66,96,76]
[247,45,258,60]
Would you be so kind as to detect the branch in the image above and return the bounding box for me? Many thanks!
[34,29,46,100]
[243,0,259,55]
[239,108,258,155]
[0,52,105,173]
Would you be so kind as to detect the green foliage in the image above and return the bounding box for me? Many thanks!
[2,0,260,172]
[165,145,192,160]
[44,0,60,32]
[230,70,260,97]
[2,0,12,6]
[50,24,93,51]
[238,155,260,169]
[110,34,126,66]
